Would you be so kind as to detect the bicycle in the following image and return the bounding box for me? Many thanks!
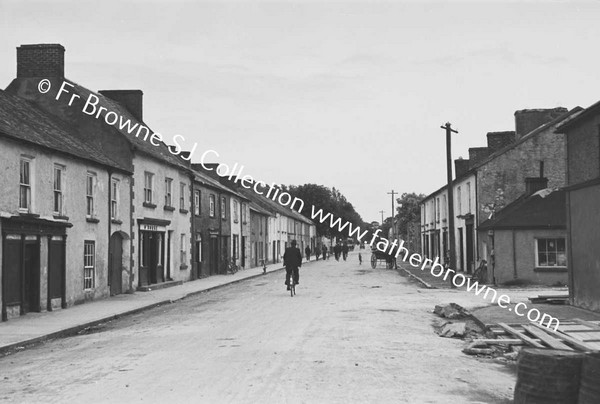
[288,270,296,297]
[223,258,238,274]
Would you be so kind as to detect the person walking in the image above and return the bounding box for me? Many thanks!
[322,245,328,260]
[283,240,302,290]
[305,246,311,262]
[359,252,362,265]
[342,242,349,261]
[334,242,341,261]
[315,245,321,261]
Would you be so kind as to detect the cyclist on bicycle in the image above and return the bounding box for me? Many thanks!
[284,240,302,291]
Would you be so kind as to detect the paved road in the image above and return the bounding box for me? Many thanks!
[0,253,514,403]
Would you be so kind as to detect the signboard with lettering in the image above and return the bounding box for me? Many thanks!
[140,224,166,232]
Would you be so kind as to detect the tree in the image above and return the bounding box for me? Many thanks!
[394,192,426,251]
[283,183,366,239]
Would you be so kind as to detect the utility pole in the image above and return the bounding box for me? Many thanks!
[387,190,397,238]
[379,210,385,227]
[441,122,458,285]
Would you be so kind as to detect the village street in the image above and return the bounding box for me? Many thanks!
[0,252,515,404]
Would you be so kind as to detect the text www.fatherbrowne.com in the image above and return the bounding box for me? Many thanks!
[309,208,560,332]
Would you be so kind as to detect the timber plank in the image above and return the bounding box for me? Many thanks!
[522,325,572,350]
[530,322,597,351]
[497,323,545,348]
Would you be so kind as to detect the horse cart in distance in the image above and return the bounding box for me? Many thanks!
[370,247,397,269]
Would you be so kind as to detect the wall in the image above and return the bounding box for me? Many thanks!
[484,228,567,285]
[566,115,600,186]
[0,137,117,308]
[568,183,600,311]
[131,154,192,284]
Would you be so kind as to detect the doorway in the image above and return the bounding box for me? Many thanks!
[458,228,465,271]
[209,237,218,275]
[466,223,474,274]
[109,232,123,295]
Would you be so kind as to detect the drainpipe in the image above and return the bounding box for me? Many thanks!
[107,170,112,294]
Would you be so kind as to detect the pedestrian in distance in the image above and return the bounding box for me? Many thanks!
[334,242,341,261]
[342,242,349,261]
[315,245,321,261]
[283,239,302,291]
[305,246,311,261]
[322,245,328,260]
[359,252,362,265]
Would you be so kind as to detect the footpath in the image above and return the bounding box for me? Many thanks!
[0,262,298,355]
[397,261,600,328]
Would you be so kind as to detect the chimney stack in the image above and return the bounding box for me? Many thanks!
[99,90,144,121]
[454,158,470,178]
[468,147,490,168]
[486,131,515,153]
[525,177,548,195]
[17,44,65,78]
[514,108,568,139]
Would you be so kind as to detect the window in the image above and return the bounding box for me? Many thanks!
[144,172,153,204]
[457,186,462,215]
[165,178,172,207]
[442,194,447,218]
[466,182,472,213]
[209,194,215,217]
[84,241,95,290]
[196,233,202,263]
[180,233,187,266]
[86,172,96,217]
[194,190,200,215]
[180,182,186,210]
[436,197,440,221]
[242,203,247,223]
[19,158,32,211]
[54,165,64,215]
[536,238,567,267]
[221,197,227,219]
[111,178,119,220]
[233,200,239,223]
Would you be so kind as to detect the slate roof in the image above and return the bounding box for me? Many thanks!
[0,89,130,172]
[478,188,566,230]
[7,77,190,172]
[192,168,248,200]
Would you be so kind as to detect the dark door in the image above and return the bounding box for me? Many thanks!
[22,239,40,314]
[2,236,22,320]
[241,236,246,268]
[109,233,123,296]
[209,237,218,275]
[458,228,465,271]
[148,234,158,284]
[466,224,474,274]
[48,237,65,308]
[272,241,276,264]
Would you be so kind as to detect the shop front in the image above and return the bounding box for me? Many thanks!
[1,215,70,321]
[137,218,170,288]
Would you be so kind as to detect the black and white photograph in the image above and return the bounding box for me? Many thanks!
[1,1,600,403]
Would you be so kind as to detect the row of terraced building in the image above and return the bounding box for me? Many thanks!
[0,44,315,321]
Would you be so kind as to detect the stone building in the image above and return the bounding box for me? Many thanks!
[5,44,194,291]
[556,100,600,311]
[0,89,132,320]
[421,107,578,283]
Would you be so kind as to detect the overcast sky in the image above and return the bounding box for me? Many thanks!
[2,0,600,223]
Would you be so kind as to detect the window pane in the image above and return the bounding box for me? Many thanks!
[557,238,566,253]
[538,252,548,266]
